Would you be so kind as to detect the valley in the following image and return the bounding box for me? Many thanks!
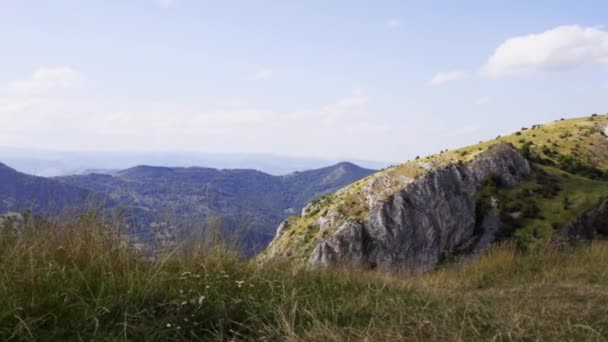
[0,161,375,250]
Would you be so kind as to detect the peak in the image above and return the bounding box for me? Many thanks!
[329,162,377,175]
[334,162,358,169]
[325,162,376,173]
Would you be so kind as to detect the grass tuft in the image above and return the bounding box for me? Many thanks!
[1,214,607,340]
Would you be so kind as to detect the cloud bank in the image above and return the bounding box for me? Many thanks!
[481,25,608,77]
[0,68,390,158]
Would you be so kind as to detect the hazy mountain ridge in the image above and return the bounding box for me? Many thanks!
[55,162,375,244]
[0,160,375,249]
[0,148,389,177]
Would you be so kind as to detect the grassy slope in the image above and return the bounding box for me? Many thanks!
[269,115,608,258]
[1,217,608,341]
[503,164,608,249]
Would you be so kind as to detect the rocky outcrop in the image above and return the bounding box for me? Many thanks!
[266,143,532,273]
[550,201,608,247]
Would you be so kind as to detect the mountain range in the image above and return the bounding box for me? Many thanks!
[4,114,608,267]
[0,148,389,177]
[0,160,375,250]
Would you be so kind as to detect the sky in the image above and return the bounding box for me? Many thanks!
[1,0,608,164]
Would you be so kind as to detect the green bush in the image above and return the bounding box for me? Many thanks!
[533,167,561,198]
[556,154,605,179]
[519,141,533,159]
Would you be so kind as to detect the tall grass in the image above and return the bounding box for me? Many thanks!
[1,214,607,341]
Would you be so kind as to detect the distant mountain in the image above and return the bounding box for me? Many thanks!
[0,162,100,215]
[0,159,375,250]
[0,148,389,176]
[79,169,120,176]
[56,162,375,248]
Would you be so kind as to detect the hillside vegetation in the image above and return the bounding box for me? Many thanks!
[1,215,607,341]
[265,115,608,264]
[0,162,100,215]
[56,162,373,241]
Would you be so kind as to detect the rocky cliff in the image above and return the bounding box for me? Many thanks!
[550,201,608,246]
[265,143,531,272]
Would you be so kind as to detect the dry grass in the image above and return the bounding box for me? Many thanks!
[1,214,607,341]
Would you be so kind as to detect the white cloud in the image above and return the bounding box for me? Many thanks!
[429,70,468,86]
[481,25,608,78]
[0,70,390,158]
[8,67,85,94]
[0,66,396,159]
[387,18,401,28]
[0,97,40,114]
[254,68,274,80]
[602,82,608,90]
[474,96,491,105]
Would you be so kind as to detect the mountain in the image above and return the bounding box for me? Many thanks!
[55,162,376,248]
[0,162,101,215]
[0,147,389,176]
[0,159,375,250]
[263,114,608,272]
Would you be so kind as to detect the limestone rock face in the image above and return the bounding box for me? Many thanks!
[550,201,608,246]
[267,143,532,273]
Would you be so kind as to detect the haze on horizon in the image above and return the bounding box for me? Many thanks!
[1,0,608,165]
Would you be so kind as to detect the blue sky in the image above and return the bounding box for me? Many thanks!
[1,0,608,163]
